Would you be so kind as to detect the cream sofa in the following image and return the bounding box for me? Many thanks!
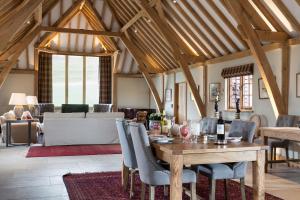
[43,112,124,146]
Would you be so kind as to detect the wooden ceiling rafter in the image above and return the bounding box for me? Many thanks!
[238,0,272,31]
[135,0,206,117]
[191,0,241,52]
[82,0,118,51]
[225,0,285,117]
[251,0,285,32]
[163,1,216,58]
[40,26,121,37]
[272,0,300,32]
[119,0,178,70]
[0,26,41,88]
[164,8,212,59]
[121,34,164,112]
[178,0,231,55]
[38,0,83,48]
[110,0,172,71]
[124,0,179,67]
[206,0,248,49]
[0,0,43,53]
[131,0,201,58]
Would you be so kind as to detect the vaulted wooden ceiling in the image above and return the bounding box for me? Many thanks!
[1,0,300,74]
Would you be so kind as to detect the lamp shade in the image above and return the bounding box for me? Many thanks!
[9,93,27,105]
[26,96,38,105]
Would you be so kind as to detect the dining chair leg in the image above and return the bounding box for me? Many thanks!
[270,147,273,168]
[240,178,246,200]
[140,182,146,200]
[274,147,277,162]
[129,170,135,199]
[190,182,196,200]
[285,147,290,167]
[224,179,229,200]
[209,179,216,200]
[163,185,168,197]
[149,186,155,200]
[122,162,129,191]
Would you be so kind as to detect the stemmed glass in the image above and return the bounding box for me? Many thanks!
[180,122,190,143]
[189,120,200,143]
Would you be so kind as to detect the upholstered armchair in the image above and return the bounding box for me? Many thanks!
[93,104,113,112]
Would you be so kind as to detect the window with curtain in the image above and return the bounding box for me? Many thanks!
[227,75,253,110]
[222,63,254,110]
[52,55,99,106]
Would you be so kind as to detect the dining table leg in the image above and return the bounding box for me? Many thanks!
[170,154,183,200]
[252,150,265,200]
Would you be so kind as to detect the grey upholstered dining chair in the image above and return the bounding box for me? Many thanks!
[116,119,138,199]
[129,122,197,200]
[200,117,218,134]
[194,120,256,200]
[270,115,296,168]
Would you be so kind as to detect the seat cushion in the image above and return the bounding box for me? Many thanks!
[149,169,196,186]
[195,164,234,179]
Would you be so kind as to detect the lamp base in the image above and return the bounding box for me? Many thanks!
[13,105,24,119]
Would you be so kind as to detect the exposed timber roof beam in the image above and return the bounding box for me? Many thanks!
[225,0,285,117]
[40,26,122,37]
[0,0,43,53]
[120,10,145,32]
[121,35,164,112]
[135,0,206,117]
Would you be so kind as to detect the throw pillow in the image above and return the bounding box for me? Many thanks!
[21,111,33,120]
[3,110,16,120]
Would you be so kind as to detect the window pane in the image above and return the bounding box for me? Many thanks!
[86,56,99,106]
[52,55,65,106]
[68,56,83,104]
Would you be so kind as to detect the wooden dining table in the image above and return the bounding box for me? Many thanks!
[152,139,268,200]
[260,127,300,172]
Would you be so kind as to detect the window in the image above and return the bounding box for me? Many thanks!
[228,75,253,110]
[52,55,99,106]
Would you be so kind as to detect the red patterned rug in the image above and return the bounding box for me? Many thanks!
[63,171,282,200]
[26,144,121,157]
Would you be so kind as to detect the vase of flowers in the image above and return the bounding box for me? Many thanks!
[149,113,162,135]
[232,82,241,119]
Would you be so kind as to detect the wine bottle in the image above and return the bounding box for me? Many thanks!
[217,111,225,141]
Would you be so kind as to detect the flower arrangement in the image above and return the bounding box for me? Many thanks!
[149,113,162,121]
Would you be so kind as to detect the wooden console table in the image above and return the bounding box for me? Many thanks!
[260,127,300,172]
[152,140,268,200]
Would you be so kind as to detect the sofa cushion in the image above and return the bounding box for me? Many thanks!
[93,104,113,112]
[61,104,89,113]
[44,112,85,119]
[86,112,124,119]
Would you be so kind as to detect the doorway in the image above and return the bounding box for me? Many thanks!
[174,82,187,124]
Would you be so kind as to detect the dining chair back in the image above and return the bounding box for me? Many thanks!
[229,120,256,143]
[116,119,138,198]
[200,117,218,134]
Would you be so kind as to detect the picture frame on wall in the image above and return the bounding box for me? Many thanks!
[296,73,300,98]
[209,83,221,101]
[258,78,269,99]
[165,89,172,102]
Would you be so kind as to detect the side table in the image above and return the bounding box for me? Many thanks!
[5,119,38,147]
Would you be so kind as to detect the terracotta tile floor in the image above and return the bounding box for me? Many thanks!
[0,144,299,200]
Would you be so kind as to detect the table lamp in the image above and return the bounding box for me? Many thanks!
[9,93,27,119]
[26,96,39,116]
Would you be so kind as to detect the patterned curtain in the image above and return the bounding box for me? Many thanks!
[38,52,52,103]
[99,56,112,104]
